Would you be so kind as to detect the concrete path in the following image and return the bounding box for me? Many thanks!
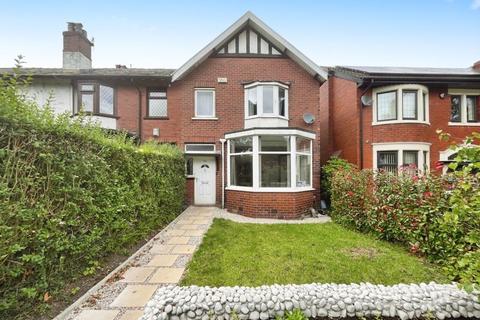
[61,207,330,320]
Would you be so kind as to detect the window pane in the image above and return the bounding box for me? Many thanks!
[296,154,311,187]
[377,151,398,173]
[149,91,166,98]
[466,96,477,122]
[403,151,418,166]
[81,84,94,91]
[377,91,397,121]
[80,93,94,112]
[423,151,428,172]
[99,85,114,115]
[196,91,214,116]
[296,137,311,153]
[185,144,215,152]
[230,137,252,153]
[186,157,193,176]
[260,154,290,187]
[450,95,461,122]
[402,91,417,119]
[260,135,290,152]
[262,86,274,113]
[423,93,427,121]
[247,88,257,116]
[279,87,286,116]
[230,154,252,187]
[149,99,168,117]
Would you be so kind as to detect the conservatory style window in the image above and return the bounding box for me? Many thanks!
[244,82,288,118]
[227,130,314,191]
[373,84,429,124]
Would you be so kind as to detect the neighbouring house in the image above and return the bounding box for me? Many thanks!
[1,12,479,219]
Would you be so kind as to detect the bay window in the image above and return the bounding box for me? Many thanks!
[227,129,314,191]
[373,85,429,124]
[373,143,430,174]
[244,82,289,119]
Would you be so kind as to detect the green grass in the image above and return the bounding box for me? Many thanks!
[181,219,448,286]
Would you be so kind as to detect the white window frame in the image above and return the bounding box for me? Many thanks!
[372,84,429,125]
[184,144,216,154]
[244,82,289,120]
[194,88,216,119]
[447,89,480,126]
[226,129,314,192]
[372,142,431,174]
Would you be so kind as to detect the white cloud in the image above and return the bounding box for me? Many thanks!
[472,0,480,9]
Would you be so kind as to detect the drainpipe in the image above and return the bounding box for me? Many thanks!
[133,79,143,142]
[219,138,226,209]
[359,79,374,169]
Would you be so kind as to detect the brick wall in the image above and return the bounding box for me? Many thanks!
[225,189,315,219]
[185,177,195,206]
[327,76,480,170]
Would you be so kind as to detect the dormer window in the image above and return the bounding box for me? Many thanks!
[244,82,289,119]
[373,84,429,125]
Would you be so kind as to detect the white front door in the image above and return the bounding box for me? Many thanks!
[193,157,216,205]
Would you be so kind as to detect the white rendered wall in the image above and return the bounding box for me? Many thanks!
[25,79,73,115]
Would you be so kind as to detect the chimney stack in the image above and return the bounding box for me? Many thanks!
[63,22,94,69]
[473,60,480,71]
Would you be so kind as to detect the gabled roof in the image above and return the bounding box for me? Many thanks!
[0,68,174,79]
[171,11,327,82]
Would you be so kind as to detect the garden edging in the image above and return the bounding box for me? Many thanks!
[142,283,480,320]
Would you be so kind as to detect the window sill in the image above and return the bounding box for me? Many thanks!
[72,113,119,119]
[144,116,169,120]
[372,120,430,126]
[225,186,315,193]
[192,117,218,120]
[448,122,480,126]
[186,175,195,179]
[245,115,289,120]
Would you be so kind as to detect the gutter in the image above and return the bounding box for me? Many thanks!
[358,79,374,169]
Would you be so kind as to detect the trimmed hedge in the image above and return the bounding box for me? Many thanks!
[0,70,185,318]
[330,151,480,286]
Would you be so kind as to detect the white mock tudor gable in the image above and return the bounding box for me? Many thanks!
[171,11,328,82]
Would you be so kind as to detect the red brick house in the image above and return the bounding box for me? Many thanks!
[321,66,480,174]
[2,12,479,219]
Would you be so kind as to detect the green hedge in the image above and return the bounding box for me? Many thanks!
[329,141,480,286]
[0,70,185,318]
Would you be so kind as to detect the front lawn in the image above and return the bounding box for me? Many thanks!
[181,219,448,286]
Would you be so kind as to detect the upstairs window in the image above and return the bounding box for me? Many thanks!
[147,89,167,118]
[377,91,397,121]
[244,82,289,118]
[373,85,429,124]
[77,82,115,116]
[194,89,215,118]
[448,90,480,125]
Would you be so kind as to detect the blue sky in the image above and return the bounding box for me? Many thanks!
[1,0,479,69]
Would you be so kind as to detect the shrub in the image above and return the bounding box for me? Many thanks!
[0,63,185,318]
[330,134,479,285]
[320,157,355,207]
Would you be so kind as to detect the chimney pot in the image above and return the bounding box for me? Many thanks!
[63,22,93,69]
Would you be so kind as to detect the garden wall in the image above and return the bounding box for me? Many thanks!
[0,76,185,318]
[142,283,480,320]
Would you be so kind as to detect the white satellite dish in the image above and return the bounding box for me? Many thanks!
[303,113,315,124]
[361,95,373,106]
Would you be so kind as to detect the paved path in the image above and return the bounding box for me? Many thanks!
[62,207,330,320]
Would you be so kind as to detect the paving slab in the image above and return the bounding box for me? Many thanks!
[119,267,154,283]
[74,309,120,320]
[146,254,179,267]
[150,244,174,254]
[110,285,157,307]
[166,236,191,245]
[149,267,185,283]
[171,244,196,254]
[118,310,145,320]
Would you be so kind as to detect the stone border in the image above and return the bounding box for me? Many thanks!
[141,283,480,320]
